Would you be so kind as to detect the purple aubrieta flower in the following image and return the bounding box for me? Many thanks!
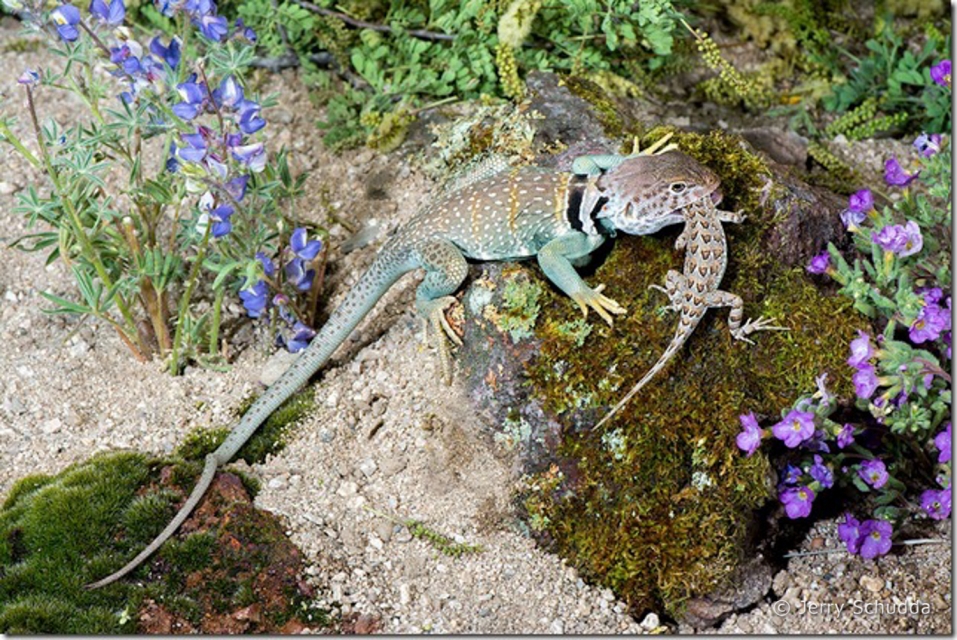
[837,423,855,449]
[838,513,861,554]
[884,157,920,187]
[89,0,125,25]
[909,301,949,343]
[781,463,802,486]
[858,519,893,559]
[847,331,874,368]
[806,251,830,275]
[930,59,951,88]
[51,4,81,42]
[935,423,951,464]
[920,488,952,520]
[859,459,889,489]
[851,364,879,400]
[735,412,762,456]
[239,280,268,317]
[914,133,942,158]
[772,409,816,448]
[809,455,834,489]
[17,69,39,85]
[847,189,874,214]
[841,208,866,231]
[871,221,922,257]
[780,486,815,519]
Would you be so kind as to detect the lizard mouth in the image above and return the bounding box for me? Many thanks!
[710,189,724,205]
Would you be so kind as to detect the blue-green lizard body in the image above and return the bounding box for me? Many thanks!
[86,148,720,588]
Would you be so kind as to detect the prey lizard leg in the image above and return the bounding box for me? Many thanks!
[414,239,469,383]
[537,232,626,326]
[704,290,789,345]
[649,269,683,312]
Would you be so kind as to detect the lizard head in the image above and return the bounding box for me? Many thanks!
[594,150,720,235]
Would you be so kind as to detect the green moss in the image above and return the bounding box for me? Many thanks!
[489,270,544,343]
[563,75,633,141]
[175,387,314,465]
[0,450,328,633]
[516,131,864,616]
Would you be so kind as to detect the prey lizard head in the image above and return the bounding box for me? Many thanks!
[593,150,720,235]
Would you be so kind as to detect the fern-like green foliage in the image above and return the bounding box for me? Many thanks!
[222,0,682,150]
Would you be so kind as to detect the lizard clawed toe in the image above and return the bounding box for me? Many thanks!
[731,315,789,344]
[420,296,463,384]
[573,284,626,326]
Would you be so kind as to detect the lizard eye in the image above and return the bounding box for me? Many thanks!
[670,182,687,194]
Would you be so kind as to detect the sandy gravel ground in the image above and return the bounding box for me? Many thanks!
[0,18,950,634]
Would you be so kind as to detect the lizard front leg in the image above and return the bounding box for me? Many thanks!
[704,289,789,345]
[414,239,469,383]
[537,232,626,326]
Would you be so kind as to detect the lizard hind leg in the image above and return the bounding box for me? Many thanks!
[704,290,789,345]
[414,239,469,384]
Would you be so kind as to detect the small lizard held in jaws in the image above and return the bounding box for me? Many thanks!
[85,144,718,589]
[593,195,788,430]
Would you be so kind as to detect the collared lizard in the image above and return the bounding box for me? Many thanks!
[86,145,721,589]
[592,194,788,430]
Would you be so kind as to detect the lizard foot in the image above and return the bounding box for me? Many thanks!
[419,296,463,384]
[571,284,627,326]
[731,315,790,345]
[648,283,679,312]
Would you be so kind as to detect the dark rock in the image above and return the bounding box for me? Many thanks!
[680,554,773,628]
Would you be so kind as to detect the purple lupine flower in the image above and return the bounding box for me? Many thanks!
[837,423,855,449]
[283,321,316,353]
[89,0,125,25]
[285,258,315,291]
[239,280,269,317]
[209,204,234,238]
[858,519,892,559]
[930,59,951,88]
[772,409,816,448]
[884,157,920,187]
[239,106,266,134]
[935,422,951,464]
[847,189,874,213]
[196,13,229,41]
[806,251,830,274]
[780,486,815,519]
[231,142,266,172]
[256,251,276,277]
[736,412,763,457]
[914,133,942,157]
[847,330,874,368]
[51,4,82,41]
[172,80,207,120]
[165,143,179,173]
[178,129,209,163]
[17,69,40,85]
[290,228,323,261]
[859,459,889,489]
[234,18,257,42]
[213,75,244,108]
[909,302,949,343]
[225,174,249,202]
[809,455,834,489]
[852,364,879,399]
[149,36,181,70]
[838,513,861,554]
[920,488,952,520]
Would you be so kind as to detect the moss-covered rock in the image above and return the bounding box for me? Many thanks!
[0,451,329,634]
[454,123,865,623]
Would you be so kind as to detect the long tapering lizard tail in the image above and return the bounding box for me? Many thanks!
[592,195,787,430]
[86,147,720,589]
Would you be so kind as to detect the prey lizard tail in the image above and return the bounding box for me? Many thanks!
[85,245,416,589]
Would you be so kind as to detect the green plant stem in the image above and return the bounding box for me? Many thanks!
[0,120,42,169]
[209,285,225,356]
[170,227,211,374]
[26,85,148,360]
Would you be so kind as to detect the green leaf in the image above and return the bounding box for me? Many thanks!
[39,291,93,315]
